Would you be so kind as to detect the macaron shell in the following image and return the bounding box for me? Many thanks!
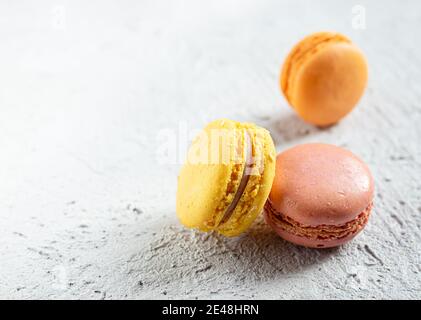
[292,42,368,126]
[269,143,374,226]
[264,209,367,248]
[218,126,276,236]
[264,200,372,248]
[281,32,350,103]
[176,119,246,231]
[176,161,235,230]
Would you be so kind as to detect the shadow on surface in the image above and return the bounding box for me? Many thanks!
[128,216,338,289]
[227,218,339,275]
[260,111,333,146]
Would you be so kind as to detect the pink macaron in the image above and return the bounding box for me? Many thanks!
[264,143,374,248]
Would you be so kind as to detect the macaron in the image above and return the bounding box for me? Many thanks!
[176,119,276,237]
[280,32,368,127]
[264,143,374,248]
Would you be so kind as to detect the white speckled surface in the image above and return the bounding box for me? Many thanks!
[0,0,420,299]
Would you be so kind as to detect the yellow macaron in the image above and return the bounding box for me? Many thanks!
[176,119,276,237]
[281,32,368,126]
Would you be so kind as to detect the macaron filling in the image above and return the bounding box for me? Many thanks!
[265,199,372,241]
[218,130,253,226]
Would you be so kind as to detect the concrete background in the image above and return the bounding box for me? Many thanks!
[0,0,420,299]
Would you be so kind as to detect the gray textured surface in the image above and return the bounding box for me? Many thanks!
[0,0,420,299]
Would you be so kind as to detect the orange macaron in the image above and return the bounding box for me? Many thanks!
[280,32,368,127]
